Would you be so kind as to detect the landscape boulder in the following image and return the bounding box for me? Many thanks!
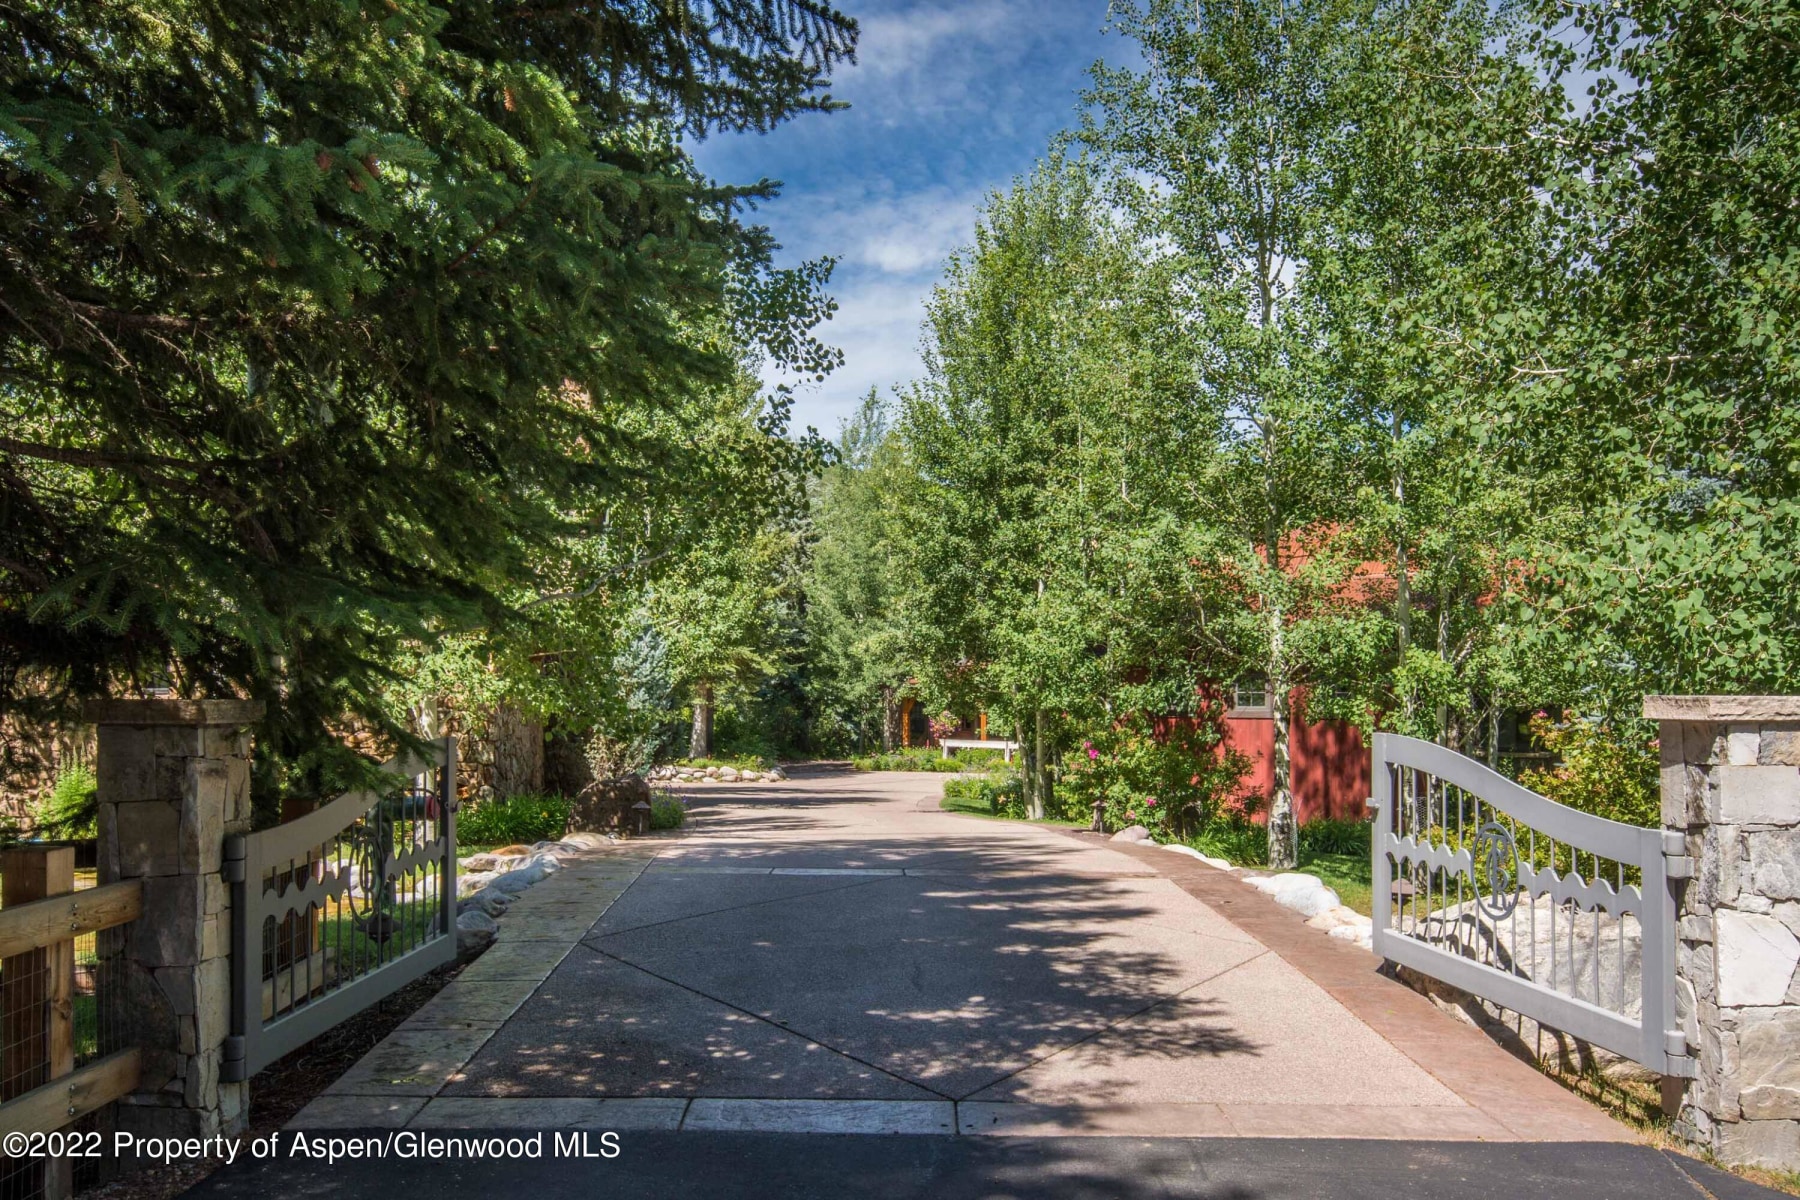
[1162,844,1235,871]
[489,854,558,894]
[456,908,497,958]
[457,887,513,918]
[1111,825,1152,843]
[1245,871,1343,919]
[567,774,653,832]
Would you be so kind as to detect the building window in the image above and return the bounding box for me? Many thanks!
[1233,679,1268,710]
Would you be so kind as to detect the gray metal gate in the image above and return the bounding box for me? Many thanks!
[1370,732,1694,1077]
[223,739,457,1080]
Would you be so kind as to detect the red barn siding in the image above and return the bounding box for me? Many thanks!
[1223,715,1370,824]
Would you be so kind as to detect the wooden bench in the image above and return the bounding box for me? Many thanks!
[939,737,1021,764]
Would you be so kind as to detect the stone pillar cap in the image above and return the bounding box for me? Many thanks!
[82,698,265,726]
[1643,695,1800,721]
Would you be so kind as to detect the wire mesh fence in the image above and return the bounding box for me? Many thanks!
[0,859,134,1200]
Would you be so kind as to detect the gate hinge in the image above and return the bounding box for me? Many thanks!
[222,834,246,884]
[222,1036,246,1083]
[1663,1031,1698,1077]
[1661,830,1694,880]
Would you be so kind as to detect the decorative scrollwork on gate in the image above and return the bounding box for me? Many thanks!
[1471,821,1519,920]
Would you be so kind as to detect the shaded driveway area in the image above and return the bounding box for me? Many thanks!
[185,765,1790,1198]
[445,769,1485,1129]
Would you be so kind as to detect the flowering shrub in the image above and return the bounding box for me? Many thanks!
[1519,712,1659,829]
[928,711,960,742]
[1059,710,1250,840]
[943,770,1025,816]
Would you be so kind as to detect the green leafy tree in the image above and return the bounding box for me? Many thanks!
[1307,0,1556,750]
[806,390,912,751]
[1085,0,1374,866]
[0,0,853,795]
[651,527,791,759]
[1497,0,1800,706]
[899,160,1154,818]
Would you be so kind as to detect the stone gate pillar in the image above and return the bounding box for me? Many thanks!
[87,699,261,1140]
[1648,695,1800,1169]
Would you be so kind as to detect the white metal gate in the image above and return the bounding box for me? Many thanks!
[1370,732,1694,1077]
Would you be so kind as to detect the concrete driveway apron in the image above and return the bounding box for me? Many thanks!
[294,764,1631,1143]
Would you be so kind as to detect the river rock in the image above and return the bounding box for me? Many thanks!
[489,855,556,895]
[458,888,513,918]
[456,908,497,957]
[1161,844,1235,871]
[1248,872,1342,918]
[1111,825,1152,842]
[1306,905,1365,932]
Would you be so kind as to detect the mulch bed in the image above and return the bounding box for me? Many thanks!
[79,959,467,1200]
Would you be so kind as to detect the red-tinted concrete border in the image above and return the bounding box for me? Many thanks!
[1071,831,1635,1142]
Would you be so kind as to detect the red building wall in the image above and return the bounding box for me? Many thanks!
[1222,715,1370,824]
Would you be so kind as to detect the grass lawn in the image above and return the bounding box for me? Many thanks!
[940,790,996,818]
[937,793,1088,827]
[1300,850,1372,916]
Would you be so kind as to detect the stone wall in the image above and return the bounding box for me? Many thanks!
[89,699,259,1141]
[412,698,543,802]
[476,703,543,800]
[0,710,92,829]
[1650,696,1800,1169]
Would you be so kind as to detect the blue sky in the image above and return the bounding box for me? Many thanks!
[687,1,1123,439]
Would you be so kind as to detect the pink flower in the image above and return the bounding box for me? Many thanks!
[1146,797,1158,807]
[1088,744,1099,760]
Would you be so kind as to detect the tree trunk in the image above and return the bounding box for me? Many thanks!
[1017,722,1035,816]
[1267,610,1298,870]
[1436,588,1452,746]
[689,682,714,759]
[1029,709,1048,821]
[879,685,900,753]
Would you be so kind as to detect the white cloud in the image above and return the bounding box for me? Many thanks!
[855,1,1028,80]
[755,182,992,431]
[768,274,936,434]
[701,0,1122,434]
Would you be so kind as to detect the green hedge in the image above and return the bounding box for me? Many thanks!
[650,793,687,830]
[457,793,571,847]
[854,747,1006,772]
[1186,814,1372,865]
[941,770,1027,816]
[674,755,772,773]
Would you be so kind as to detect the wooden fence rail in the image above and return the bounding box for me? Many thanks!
[0,846,142,1200]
